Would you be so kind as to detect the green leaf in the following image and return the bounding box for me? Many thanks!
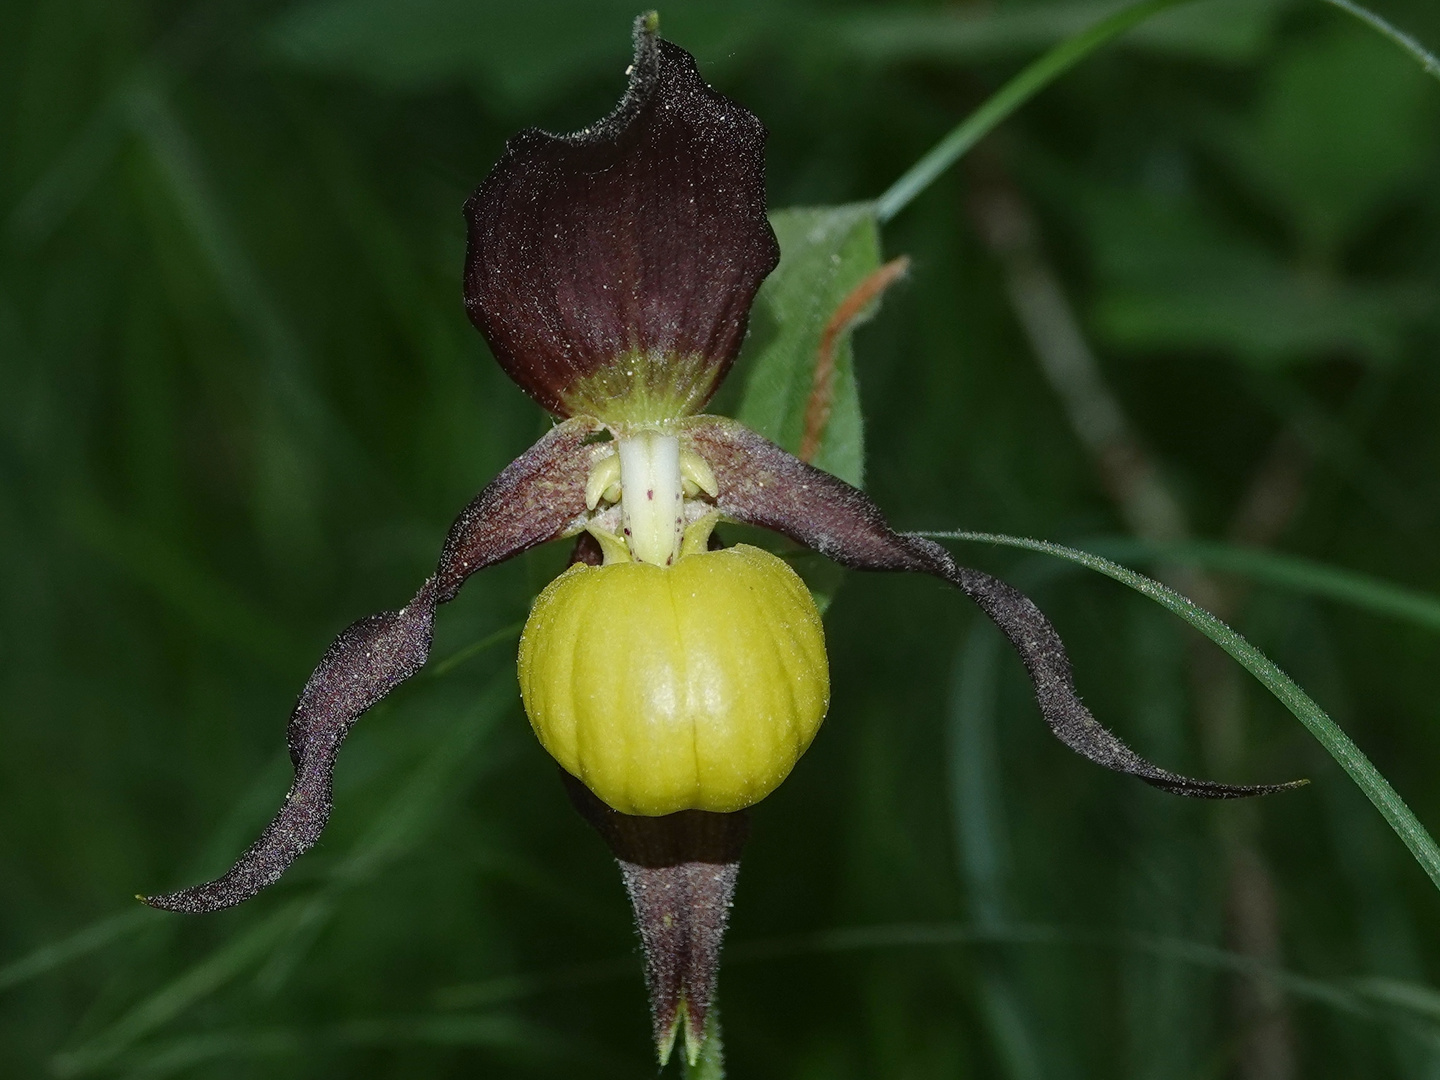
[1075,182,1422,366]
[735,203,883,490]
[1228,25,1432,253]
[925,531,1440,895]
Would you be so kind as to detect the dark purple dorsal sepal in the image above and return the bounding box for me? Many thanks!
[463,16,779,422]
[684,416,1306,800]
[144,417,602,914]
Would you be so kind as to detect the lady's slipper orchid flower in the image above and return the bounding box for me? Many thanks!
[145,14,1298,1065]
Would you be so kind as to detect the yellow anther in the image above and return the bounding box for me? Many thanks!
[679,448,718,498]
[585,452,622,511]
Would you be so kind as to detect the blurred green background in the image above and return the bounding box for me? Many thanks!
[3,0,1440,1076]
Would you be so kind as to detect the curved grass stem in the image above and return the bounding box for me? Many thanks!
[922,530,1440,894]
[1320,0,1440,80]
[876,0,1440,225]
[875,0,1193,223]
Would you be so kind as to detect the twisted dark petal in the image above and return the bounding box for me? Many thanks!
[563,774,746,1066]
[145,418,602,913]
[685,417,1303,799]
[463,17,779,419]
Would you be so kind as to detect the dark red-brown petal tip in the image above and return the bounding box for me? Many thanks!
[143,418,601,913]
[463,15,780,423]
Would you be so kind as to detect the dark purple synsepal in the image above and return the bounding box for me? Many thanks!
[144,419,601,913]
[463,17,779,421]
[563,773,745,1066]
[686,417,1304,800]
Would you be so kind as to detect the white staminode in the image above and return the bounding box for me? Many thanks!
[617,430,684,566]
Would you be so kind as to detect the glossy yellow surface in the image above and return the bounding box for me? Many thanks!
[518,544,829,815]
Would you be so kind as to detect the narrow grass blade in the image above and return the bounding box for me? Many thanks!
[0,909,156,994]
[119,73,375,485]
[948,628,1051,1080]
[875,0,1192,222]
[7,85,128,245]
[332,675,512,885]
[426,621,523,679]
[832,0,1285,66]
[116,1030,300,1080]
[255,676,514,992]
[922,531,1440,894]
[1319,0,1440,81]
[433,920,1440,1050]
[52,904,301,1076]
[730,922,1440,1039]
[113,1015,553,1078]
[65,496,306,674]
[434,956,640,1011]
[331,1013,555,1050]
[949,626,1011,928]
[1086,535,1440,634]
